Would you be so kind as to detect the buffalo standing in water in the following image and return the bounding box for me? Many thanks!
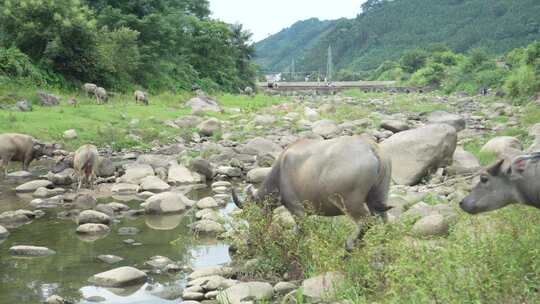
[232,135,392,250]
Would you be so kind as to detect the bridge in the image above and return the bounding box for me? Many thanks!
[256,81,421,94]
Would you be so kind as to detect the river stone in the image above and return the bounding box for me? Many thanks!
[9,245,55,257]
[85,295,106,302]
[112,183,139,194]
[45,295,65,304]
[78,210,111,225]
[191,158,216,180]
[89,266,147,287]
[140,175,171,193]
[0,210,35,228]
[37,91,60,106]
[119,164,155,184]
[74,194,97,210]
[195,209,223,223]
[97,158,116,177]
[183,292,205,301]
[15,180,52,193]
[380,124,457,186]
[151,285,184,300]
[46,168,76,186]
[205,290,219,299]
[301,272,345,301]
[480,136,523,157]
[191,220,225,235]
[448,147,481,175]
[33,187,64,198]
[168,164,204,185]
[304,107,319,121]
[246,167,271,183]
[411,214,449,237]
[0,225,9,239]
[118,227,140,236]
[196,197,219,209]
[15,99,32,112]
[272,207,296,230]
[191,275,228,291]
[254,114,276,126]
[217,282,273,304]
[427,111,466,132]
[188,266,235,280]
[216,166,242,178]
[145,255,174,270]
[402,202,434,220]
[144,192,191,214]
[186,96,222,113]
[274,282,297,295]
[243,137,283,156]
[312,119,340,138]
[198,118,222,137]
[98,254,124,264]
[7,170,32,178]
[63,129,78,140]
[380,119,410,133]
[76,223,111,235]
[136,154,176,170]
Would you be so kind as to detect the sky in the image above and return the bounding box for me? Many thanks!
[209,0,366,42]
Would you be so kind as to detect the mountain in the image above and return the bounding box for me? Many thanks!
[254,0,540,76]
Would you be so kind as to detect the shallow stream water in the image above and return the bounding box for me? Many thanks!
[0,163,233,304]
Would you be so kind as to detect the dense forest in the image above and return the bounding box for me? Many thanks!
[0,0,256,92]
[255,0,540,78]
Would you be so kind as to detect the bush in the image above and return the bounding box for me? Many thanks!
[0,46,45,84]
[504,65,539,99]
[410,62,446,87]
[400,48,428,73]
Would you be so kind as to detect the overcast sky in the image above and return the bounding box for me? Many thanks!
[209,0,366,42]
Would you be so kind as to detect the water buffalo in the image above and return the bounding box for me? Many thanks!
[0,133,56,175]
[460,153,540,214]
[232,135,392,250]
[73,144,99,190]
[134,90,149,105]
[83,83,97,97]
[95,87,108,104]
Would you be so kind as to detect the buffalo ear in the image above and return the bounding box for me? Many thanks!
[487,159,505,176]
[508,157,528,179]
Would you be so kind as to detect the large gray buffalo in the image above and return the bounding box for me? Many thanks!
[0,133,56,176]
[460,152,540,214]
[232,135,392,250]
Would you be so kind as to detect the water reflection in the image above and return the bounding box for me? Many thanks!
[145,214,185,231]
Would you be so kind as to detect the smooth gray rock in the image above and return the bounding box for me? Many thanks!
[188,266,235,280]
[144,192,192,214]
[198,118,222,137]
[88,266,147,287]
[380,119,410,133]
[0,210,35,228]
[10,245,55,257]
[168,165,204,185]
[119,164,154,184]
[15,180,52,193]
[480,136,522,157]
[97,254,124,264]
[78,210,111,225]
[0,225,9,239]
[301,272,344,301]
[411,214,449,237]
[191,220,225,235]
[111,183,139,194]
[246,167,272,183]
[76,223,111,235]
[140,175,171,193]
[427,111,466,132]
[196,197,219,209]
[217,282,273,304]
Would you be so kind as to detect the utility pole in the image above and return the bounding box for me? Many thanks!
[291,58,296,81]
[326,45,333,82]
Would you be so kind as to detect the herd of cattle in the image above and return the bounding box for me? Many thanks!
[1,130,539,248]
[82,83,149,105]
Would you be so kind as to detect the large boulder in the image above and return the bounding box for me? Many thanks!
[111,183,139,194]
[37,92,60,106]
[97,158,116,177]
[411,214,449,237]
[144,192,191,214]
[191,220,225,234]
[380,120,410,133]
[140,176,171,193]
[185,96,222,113]
[190,158,216,180]
[427,111,466,132]
[246,167,272,183]
[198,118,222,137]
[119,164,154,184]
[448,147,481,175]
[168,164,204,185]
[196,197,219,209]
[46,169,76,186]
[88,266,147,287]
[243,137,283,157]
[381,124,457,185]
[136,154,176,170]
[301,272,345,301]
[480,136,523,157]
[15,180,52,193]
[312,119,340,138]
[0,225,9,239]
[217,282,273,304]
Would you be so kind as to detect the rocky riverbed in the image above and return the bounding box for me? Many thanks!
[0,91,538,304]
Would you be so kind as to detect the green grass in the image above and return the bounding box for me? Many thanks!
[234,203,540,304]
[0,85,287,151]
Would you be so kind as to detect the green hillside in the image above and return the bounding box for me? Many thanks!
[255,0,540,76]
